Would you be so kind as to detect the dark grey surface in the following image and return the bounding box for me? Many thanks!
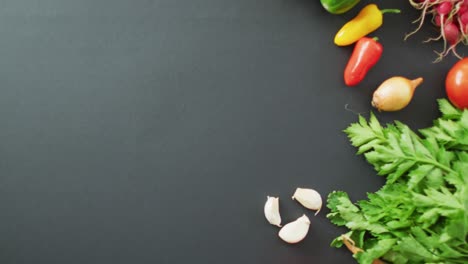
[0,0,462,263]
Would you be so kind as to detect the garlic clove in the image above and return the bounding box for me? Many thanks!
[264,196,282,227]
[278,214,310,244]
[292,188,322,215]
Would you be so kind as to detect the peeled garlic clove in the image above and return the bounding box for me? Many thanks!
[264,196,281,227]
[292,188,322,215]
[278,214,310,244]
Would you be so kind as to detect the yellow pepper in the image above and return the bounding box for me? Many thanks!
[334,4,400,46]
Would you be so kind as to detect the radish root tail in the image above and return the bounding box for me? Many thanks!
[405,0,466,62]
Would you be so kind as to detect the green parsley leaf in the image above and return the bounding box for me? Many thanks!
[327,99,468,264]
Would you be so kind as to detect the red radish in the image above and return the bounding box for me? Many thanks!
[406,0,467,62]
[459,5,468,14]
[437,2,453,15]
[461,11,468,25]
[461,21,468,34]
[443,22,460,45]
[434,15,451,26]
[434,15,452,27]
[435,15,442,26]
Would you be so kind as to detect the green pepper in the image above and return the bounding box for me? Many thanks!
[320,0,360,15]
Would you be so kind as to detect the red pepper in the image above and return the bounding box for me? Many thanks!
[344,37,383,86]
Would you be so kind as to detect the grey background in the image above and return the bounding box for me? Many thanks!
[0,0,462,263]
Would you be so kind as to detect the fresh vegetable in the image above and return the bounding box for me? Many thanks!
[446,57,468,109]
[334,4,400,46]
[327,99,468,264]
[263,187,322,243]
[292,188,323,214]
[320,0,360,15]
[264,196,282,227]
[344,37,383,86]
[371,76,423,111]
[406,0,468,62]
[340,235,386,264]
[278,215,311,244]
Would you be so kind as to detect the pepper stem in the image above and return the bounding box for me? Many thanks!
[380,9,401,14]
[372,37,379,41]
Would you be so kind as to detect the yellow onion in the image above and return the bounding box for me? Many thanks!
[371,76,423,111]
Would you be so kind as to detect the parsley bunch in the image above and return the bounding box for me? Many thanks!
[327,99,468,264]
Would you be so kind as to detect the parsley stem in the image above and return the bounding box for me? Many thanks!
[406,156,456,174]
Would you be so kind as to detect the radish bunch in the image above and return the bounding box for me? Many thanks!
[406,0,468,62]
